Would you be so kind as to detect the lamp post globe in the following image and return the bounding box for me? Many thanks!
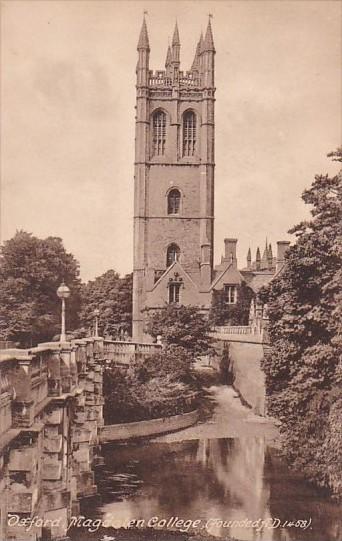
[57,282,70,342]
[93,308,100,337]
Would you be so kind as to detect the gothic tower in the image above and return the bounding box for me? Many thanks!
[133,17,216,340]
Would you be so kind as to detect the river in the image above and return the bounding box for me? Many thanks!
[71,386,341,541]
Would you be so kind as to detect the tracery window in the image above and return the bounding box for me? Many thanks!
[167,189,181,214]
[183,111,196,156]
[152,111,166,156]
[166,243,180,267]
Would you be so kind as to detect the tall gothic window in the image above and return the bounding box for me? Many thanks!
[183,111,196,156]
[152,111,166,156]
[166,243,180,267]
[169,283,181,304]
[167,189,181,214]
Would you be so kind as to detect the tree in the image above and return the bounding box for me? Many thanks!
[145,304,212,357]
[79,270,132,338]
[0,231,81,346]
[261,149,342,499]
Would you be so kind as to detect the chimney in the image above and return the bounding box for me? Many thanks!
[276,241,290,272]
[224,238,237,268]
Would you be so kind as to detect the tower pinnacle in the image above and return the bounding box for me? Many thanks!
[191,33,203,72]
[172,21,180,46]
[165,45,172,68]
[137,16,150,50]
[203,17,215,52]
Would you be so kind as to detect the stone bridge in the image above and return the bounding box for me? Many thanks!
[0,338,160,541]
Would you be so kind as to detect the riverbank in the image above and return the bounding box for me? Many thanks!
[152,385,279,444]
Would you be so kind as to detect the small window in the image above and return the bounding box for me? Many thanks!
[166,243,180,267]
[169,283,181,304]
[224,285,237,304]
[183,111,196,156]
[168,189,181,214]
[152,111,166,156]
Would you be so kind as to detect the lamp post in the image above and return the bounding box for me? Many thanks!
[57,282,71,342]
[94,308,100,337]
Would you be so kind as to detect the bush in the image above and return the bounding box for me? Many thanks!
[103,367,197,424]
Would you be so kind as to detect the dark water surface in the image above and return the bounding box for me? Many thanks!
[77,437,341,541]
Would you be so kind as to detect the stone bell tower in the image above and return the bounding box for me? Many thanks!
[132,16,216,340]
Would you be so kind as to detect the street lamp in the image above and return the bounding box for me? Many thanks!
[93,308,100,337]
[57,282,71,342]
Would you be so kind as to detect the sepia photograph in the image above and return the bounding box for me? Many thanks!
[0,1,341,540]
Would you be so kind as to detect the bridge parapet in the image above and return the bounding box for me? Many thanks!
[0,337,105,540]
[0,336,162,540]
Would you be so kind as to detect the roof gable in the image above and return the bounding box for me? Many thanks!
[211,262,245,291]
[151,260,197,292]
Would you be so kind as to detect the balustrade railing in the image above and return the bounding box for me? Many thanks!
[212,325,253,335]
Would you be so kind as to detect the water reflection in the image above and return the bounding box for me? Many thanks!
[79,437,341,541]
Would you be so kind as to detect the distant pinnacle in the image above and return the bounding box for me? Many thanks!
[256,247,261,260]
[137,16,150,50]
[247,247,252,260]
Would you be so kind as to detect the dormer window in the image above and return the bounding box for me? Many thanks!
[167,189,181,214]
[152,111,166,156]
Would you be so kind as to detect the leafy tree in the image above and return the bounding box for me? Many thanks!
[134,345,195,384]
[79,270,132,338]
[145,304,212,356]
[0,231,81,346]
[261,149,342,499]
[209,283,254,326]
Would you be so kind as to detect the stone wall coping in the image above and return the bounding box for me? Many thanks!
[100,409,199,443]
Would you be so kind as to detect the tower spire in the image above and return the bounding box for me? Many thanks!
[203,16,215,52]
[191,33,203,72]
[137,15,150,50]
[165,44,172,77]
[172,21,180,46]
[165,45,172,67]
[171,21,180,68]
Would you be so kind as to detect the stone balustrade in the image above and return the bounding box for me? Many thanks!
[0,336,161,541]
[103,339,161,366]
[148,69,200,88]
[212,325,253,335]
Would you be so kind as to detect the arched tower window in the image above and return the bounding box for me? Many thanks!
[166,243,180,267]
[152,111,166,156]
[167,189,181,214]
[183,111,196,156]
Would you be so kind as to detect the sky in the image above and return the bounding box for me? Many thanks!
[1,0,341,281]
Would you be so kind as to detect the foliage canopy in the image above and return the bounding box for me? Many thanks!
[261,149,342,499]
[79,270,132,338]
[145,304,213,356]
[0,231,81,346]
